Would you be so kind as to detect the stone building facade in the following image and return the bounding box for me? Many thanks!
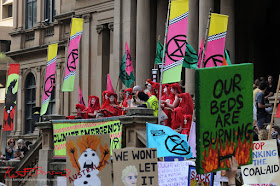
[4,0,279,138]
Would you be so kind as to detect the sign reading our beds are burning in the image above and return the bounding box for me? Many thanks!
[195,64,253,174]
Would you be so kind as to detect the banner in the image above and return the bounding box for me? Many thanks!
[119,54,135,88]
[203,13,228,68]
[146,123,192,158]
[158,160,195,186]
[53,119,122,158]
[183,42,198,69]
[241,140,280,185]
[188,165,214,186]
[106,74,114,93]
[162,0,189,84]
[62,18,83,92]
[188,121,196,158]
[155,41,164,64]
[222,49,232,66]
[195,63,253,174]
[125,42,134,76]
[3,63,20,131]
[41,43,58,116]
[113,148,158,186]
[66,134,111,186]
[79,86,86,107]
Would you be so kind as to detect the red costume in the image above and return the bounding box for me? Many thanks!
[147,79,160,99]
[120,88,133,115]
[84,95,100,118]
[161,84,169,101]
[101,92,122,117]
[101,90,111,108]
[66,104,86,119]
[171,93,194,136]
[163,83,182,127]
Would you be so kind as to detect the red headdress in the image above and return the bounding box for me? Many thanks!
[101,92,118,109]
[101,92,121,117]
[122,88,133,108]
[86,96,100,113]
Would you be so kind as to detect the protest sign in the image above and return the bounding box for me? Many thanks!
[66,134,111,186]
[195,63,253,174]
[146,123,192,158]
[53,119,122,158]
[241,139,280,184]
[113,148,158,186]
[158,160,195,186]
[188,165,214,186]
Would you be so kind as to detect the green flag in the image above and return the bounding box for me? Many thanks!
[155,41,198,69]
[119,54,135,88]
[183,42,198,69]
[224,49,232,65]
[155,41,164,64]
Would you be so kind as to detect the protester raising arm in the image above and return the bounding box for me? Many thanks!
[227,156,238,186]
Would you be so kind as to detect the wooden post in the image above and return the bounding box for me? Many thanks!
[268,74,280,139]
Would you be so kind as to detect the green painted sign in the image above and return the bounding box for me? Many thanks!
[195,64,253,174]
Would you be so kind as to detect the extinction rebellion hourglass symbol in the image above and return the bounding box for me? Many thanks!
[67,48,79,72]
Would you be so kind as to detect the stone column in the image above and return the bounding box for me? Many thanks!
[15,69,23,136]
[185,0,199,94]
[113,0,122,92]
[136,0,151,87]
[17,0,24,30]
[13,0,18,30]
[221,0,235,64]
[156,0,168,44]
[79,13,91,105]
[35,66,41,107]
[198,0,214,44]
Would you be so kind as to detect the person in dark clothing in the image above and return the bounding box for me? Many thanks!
[264,75,277,100]
[255,81,272,129]
[17,139,28,156]
[1,146,14,160]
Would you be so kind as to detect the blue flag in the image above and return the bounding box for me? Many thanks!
[146,123,193,158]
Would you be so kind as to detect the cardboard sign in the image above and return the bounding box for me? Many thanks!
[188,165,214,186]
[195,64,253,174]
[241,140,280,184]
[158,161,195,186]
[53,119,122,158]
[113,148,158,186]
[66,134,111,186]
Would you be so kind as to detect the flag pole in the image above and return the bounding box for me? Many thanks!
[201,9,212,68]
[158,0,171,124]
[268,74,280,139]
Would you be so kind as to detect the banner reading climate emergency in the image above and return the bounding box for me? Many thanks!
[53,119,122,158]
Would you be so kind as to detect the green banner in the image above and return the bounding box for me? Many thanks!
[195,64,253,174]
[53,120,122,158]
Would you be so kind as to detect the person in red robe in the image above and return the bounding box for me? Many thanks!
[161,83,182,127]
[171,92,194,136]
[99,92,122,117]
[66,104,86,119]
[101,90,111,108]
[84,95,101,118]
[161,84,169,101]
[120,88,133,115]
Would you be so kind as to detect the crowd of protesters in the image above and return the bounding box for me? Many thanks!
[0,138,32,162]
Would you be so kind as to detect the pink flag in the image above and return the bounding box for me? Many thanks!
[107,74,114,93]
[197,38,204,69]
[125,42,133,76]
[203,13,228,68]
[79,86,86,107]
[275,101,280,118]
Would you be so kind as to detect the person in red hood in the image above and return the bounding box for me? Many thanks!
[161,84,169,101]
[101,90,111,108]
[66,104,86,119]
[119,88,133,115]
[171,92,194,136]
[99,92,122,117]
[84,95,100,118]
[161,83,182,127]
